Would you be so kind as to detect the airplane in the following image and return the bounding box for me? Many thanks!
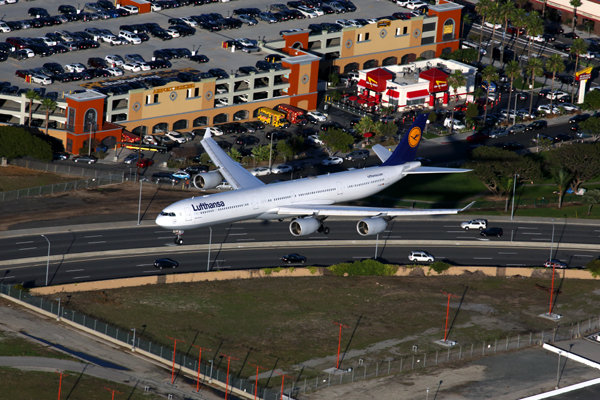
[156,114,473,245]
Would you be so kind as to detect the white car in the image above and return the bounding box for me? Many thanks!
[298,6,319,18]
[548,91,568,100]
[151,3,162,11]
[561,103,580,112]
[408,251,435,263]
[537,104,560,114]
[210,127,224,136]
[31,75,52,85]
[39,37,57,46]
[488,129,508,138]
[236,38,256,47]
[526,34,544,43]
[122,5,139,14]
[181,17,198,27]
[484,21,502,29]
[122,62,141,72]
[64,63,86,73]
[396,0,410,6]
[516,109,536,119]
[335,19,353,28]
[322,157,343,166]
[461,219,487,230]
[443,118,466,130]
[165,131,186,143]
[307,111,327,122]
[406,1,427,10]
[308,135,324,145]
[138,62,152,71]
[21,48,35,58]
[581,51,596,60]
[366,18,378,24]
[105,54,124,66]
[106,67,124,76]
[251,167,271,176]
[271,164,293,174]
[166,28,181,38]
[102,35,124,46]
[216,181,232,190]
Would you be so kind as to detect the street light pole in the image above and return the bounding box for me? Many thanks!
[556,351,562,389]
[549,219,557,316]
[131,328,136,351]
[41,235,50,286]
[56,298,61,320]
[511,173,519,221]
[137,179,143,226]
[268,133,274,170]
[207,227,212,272]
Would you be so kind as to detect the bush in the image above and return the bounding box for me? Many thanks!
[429,261,451,275]
[586,259,600,278]
[93,150,107,159]
[307,266,318,274]
[328,259,398,277]
[262,268,272,275]
[0,126,52,161]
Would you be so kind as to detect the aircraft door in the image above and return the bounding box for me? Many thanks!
[253,196,259,210]
[384,173,389,185]
[185,206,192,221]
[290,191,296,203]
[336,182,343,195]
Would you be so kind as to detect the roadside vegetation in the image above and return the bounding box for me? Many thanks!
[0,331,77,361]
[0,166,79,193]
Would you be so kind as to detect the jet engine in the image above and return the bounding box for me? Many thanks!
[289,218,321,236]
[356,218,388,236]
[194,171,223,189]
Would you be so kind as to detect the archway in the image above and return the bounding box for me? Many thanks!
[441,47,453,55]
[252,107,262,118]
[443,19,455,41]
[193,116,208,127]
[131,126,148,136]
[233,110,249,121]
[362,59,378,69]
[173,119,188,130]
[420,50,435,59]
[152,122,168,133]
[343,63,359,73]
[213,113,228,124]
[101,136,117,147]
[400,53,417,65]
[382,56,398,66]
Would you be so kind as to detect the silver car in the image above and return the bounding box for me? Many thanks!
[489,129,508,138]
[238,15,258,25]
[507,124,527,134]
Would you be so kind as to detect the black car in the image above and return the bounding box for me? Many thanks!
[88,57,108,68]
[235,136,260,146]
[501,142,525,151]
[553,43,571,52]
[265,131,289,140]
[170,25,196,36]
[53,73,73,82]
[542,33,555,42]
[292,160,312,171]
[525,120,547,131]
[199,21,221,31]
[282,253,307,264]
[545,25,564,35]
[569,114,589,124]
[185,165,209,174]
[29,7,50,18]
[28,44,51,57]
[320,121,344,131]
[58,5,78,14]
[147,60,172,69]
[208,68,229,79]
[154,258,179,269]
[52,152,70,160]
[554,133,573,142]
[153,49,172,60]
[150,28,173,40]
[480,227,503,237]
[538,89,552,98]
[189,54,209,63]
[151,172,180,184]
[73,155,98,164]
[175,48,192,58]
[563,32,579,39]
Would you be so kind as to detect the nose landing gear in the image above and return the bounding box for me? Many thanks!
[173,230,184,245]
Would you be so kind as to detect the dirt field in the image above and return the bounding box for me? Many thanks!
[0,165,79,193]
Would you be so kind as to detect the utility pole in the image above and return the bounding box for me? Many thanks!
[221,353,239,400]
[56,371,68,400]
[249,363,268,400]
[332,321,349,369]
[275,371,293,400]
[166,336,186,384]
[191,345,211,392]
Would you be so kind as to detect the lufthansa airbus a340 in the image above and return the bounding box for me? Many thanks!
[156,114,472,244]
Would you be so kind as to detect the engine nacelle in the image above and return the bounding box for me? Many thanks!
[356,218,388,236]
[194,171,223,189]
[289,218,320,236]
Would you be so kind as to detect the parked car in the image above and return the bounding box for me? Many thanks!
[73,155,98,164]
[322,156,343,165]
[271,164,293,174]
[151,172,180,184]
[345,150,370,161]
[250,167,271,176]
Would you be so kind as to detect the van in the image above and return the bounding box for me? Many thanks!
[408,251,434,263]
[118,31,142,45]
[347,71,359,82]
[345,150,370,161]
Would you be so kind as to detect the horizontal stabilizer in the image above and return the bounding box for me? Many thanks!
[372,144,393,163]
[405,167,472,174]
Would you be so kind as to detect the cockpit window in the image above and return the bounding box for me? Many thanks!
[160,211,176,217]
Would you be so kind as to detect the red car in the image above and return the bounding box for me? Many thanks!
[137,158,155,168]
[467,132,489,143]
[506,25,525,35]
[454,104,469,111]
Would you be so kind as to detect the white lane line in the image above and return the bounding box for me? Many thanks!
[474,257,493,260]
[73,276,90,280]
[84,235,102,238]
[143,270,157,273]
[353,256,370,259]
[521,232,542,235]
[137,264,153,266]
[387,236,402,238]
[594,230,600,232]
[499,252,517,254]
[575,255,594,257]
[66,269,84,273]
[88,241,106,244]
[155,230,168,233]
[158,236,174,239]
[16,241,33,244]
[507,264,526,266]
[456,236,474,239]
[532,238,551,241]
[0,276,15,280]
[225,228,243,230]
[518,227,538,229]
[309,237,327,239]
[229,233,247,236]
[475,238,490,241]
[19,247,37,250]
[443,225,457,228]
[384,230,392,232]
[447,231,465,233]
[237,238,255,241]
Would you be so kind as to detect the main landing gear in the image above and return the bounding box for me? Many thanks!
[318,225,330,235]
[173,230,184,245]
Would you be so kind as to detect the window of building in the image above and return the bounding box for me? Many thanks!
[233,110,249,121]
[423,23,436,32]
[187,88,200,98]
[153,122,168,133]
[66,138,73,152]
[443,19,455,41]
[193,116,208,127]
[407,98,426,106]
[421,36,435,45]
[358,32,370,42]
[173,119,188,130]
[66,107,75,131]
[213,113,228,124]
[84,109,97,132]
[403,27,408,35]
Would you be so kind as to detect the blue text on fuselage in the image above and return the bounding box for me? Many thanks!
[191,201,225,212]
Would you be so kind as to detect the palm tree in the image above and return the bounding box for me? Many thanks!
[461,13,472,44]
[511,9,528,61]
[516,0,528,8]
[504,61,520,124]
[551,168,573,209]
[40,97,57,136]
[487,3,501,66]
[545,54,565,111]
[569,38,588,103]
[570,0,582,34]
[25,90,41,128]
[446,70,467,134]
[525,12,544,58]
[475,0,492,63]
[583,189,600,215]
[481,65,498,124]
[526,58,544,117]
[499,2,516,60]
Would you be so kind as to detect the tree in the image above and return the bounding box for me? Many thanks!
[375,120,399,137]
[486,3,501,66]
[504,61,520,124]
[460,48,479,63]
[328,72,340,87]
[516,0,527,8]
[499,2,516,60]
[570,0,582,34]
[0,125,53,161]
[579,116,600,140]
[40,97,57,136]
[466,102,479,120]
[481,65,498,125]
[320,128,354,154]
[469,146,541,197]
[251,145,271,162]
[199,152,211,165]
[569,38,588,104]
[525,58,543,117]
[547,143,600,191]
[511,9,528,61]
[446,70,467,134]
[25,90,41,128]
[461,13,472,44]
[545,54,566,111]
[525,12,544,58]
[227,148,242,162]
[583,189,600,214]
[475,0,493,63]
[354,116,377,135]
[276,139,294,161]
[550,168,573,209]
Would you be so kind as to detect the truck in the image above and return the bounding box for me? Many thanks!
[257,107,291,128]
[275,104,307,125]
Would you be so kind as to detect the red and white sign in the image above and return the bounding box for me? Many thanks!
[419,68,449,93]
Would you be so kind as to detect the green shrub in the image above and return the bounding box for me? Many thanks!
[273,267,284,273]
[13,284,29,292]
[262,268,272,275]
[429,261,451,275]
[307,266,318,274]
[288,267,295,273]
[586,259,600,278]
[328,259,398,277]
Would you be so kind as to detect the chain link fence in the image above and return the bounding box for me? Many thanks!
[2,283,599,400]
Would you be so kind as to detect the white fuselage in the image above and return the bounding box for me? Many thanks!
[155,163,416,230]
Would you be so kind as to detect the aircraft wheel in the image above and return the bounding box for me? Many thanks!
[323,227,330,235]
[175,238,183,245]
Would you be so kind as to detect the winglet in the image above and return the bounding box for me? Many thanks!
[461,201,476,212]
[204,127,212,139]
[381,113,428,166]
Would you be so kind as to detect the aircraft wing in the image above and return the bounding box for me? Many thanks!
[405,167,472,174]
[201,129,265,190]
[273,202,475,217]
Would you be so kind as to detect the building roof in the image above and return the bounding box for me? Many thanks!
[419,68,449,81]
[367,68,394,81]
[282,54,322,65]
[429,1,463,12]
[64,91,106,102]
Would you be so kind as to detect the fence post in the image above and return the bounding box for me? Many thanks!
[94,320,97,331]
[424,353,426,368]
[471,343,474,357]
[376,363,378,377]
[529,332,532,346]
[339,373,342,385]
[363,365,366,379]
[541,330,544,344]
[161,347,163,358]
[459,346,462,360]
[517,335,520,349]
[105,325,108,335]
[482,342,485,356]
[412,356,414,369]
[83,315,85,326]
[553,328,557,342]
[116,329,119,340]
[506,337,509,351]
[447,347,450,361]
[351,369,354,382]
[435,351,438,365]
[304,378,307,393]
[388,360,391,374]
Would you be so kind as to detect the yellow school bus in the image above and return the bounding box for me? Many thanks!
[257,107,291,128]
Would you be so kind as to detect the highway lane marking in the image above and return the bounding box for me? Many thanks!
[155,231,168,233]
[387,236,402,238]
[143,270,157,273]
[498,252,517,254]
[136,264,153,266]
[447,231,465,233]
[229,233,247,236]
[19,247,37,250]
[521,232,542,235]
[158,237,174,239]
[475,238,490,241]
[16,241,33,244]
[66,269,84,272]
[237,239,255,241]
[84,235,103,238]
[87,241,106,244]
[474,257,493,260]
[575,255,594,257]
[0,276,15,280]
[519,227,538,229]
[443,225,457,228]
[73,276,90,279]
